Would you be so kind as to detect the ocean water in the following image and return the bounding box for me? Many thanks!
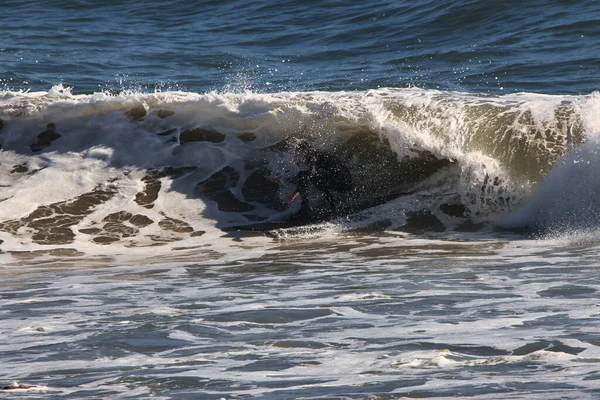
[2,1,600,398]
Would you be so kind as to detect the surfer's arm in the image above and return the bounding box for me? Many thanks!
[287,191,300,203]
[287,173,302,203]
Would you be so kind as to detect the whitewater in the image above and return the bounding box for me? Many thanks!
[1,85,600,398]
[4,0,600,398]
[0,85,594,258]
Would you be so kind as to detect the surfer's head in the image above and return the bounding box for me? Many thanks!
[294,139,312,165]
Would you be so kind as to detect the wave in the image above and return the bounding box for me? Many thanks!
[0,85,595,252]
[502,130,600,232]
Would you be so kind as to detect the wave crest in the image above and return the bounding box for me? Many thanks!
[0,86,594,249]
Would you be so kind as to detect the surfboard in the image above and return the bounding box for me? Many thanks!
[225,188,414,233]
[226,189,410,232]
[225,209,337,232]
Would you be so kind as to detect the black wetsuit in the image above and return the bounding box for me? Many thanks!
[292,150,352,213]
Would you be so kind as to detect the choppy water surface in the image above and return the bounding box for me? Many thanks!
[3,0,600,95]
[3,0,600,398]
[3,233,600,398]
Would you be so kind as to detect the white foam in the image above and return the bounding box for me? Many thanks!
[0,86,594,261]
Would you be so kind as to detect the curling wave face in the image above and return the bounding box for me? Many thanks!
[0,86,595,258]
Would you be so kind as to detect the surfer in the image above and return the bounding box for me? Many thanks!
[287,140,352,216]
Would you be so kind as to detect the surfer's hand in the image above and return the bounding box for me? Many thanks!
[288,191,300,203]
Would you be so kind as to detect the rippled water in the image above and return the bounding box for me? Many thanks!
[3,233,600,398]
[3,0,600,94]
[3,1,600,398]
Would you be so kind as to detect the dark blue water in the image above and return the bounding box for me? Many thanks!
[2,0,600,95]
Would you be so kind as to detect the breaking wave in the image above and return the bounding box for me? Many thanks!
[0,85,596,255]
